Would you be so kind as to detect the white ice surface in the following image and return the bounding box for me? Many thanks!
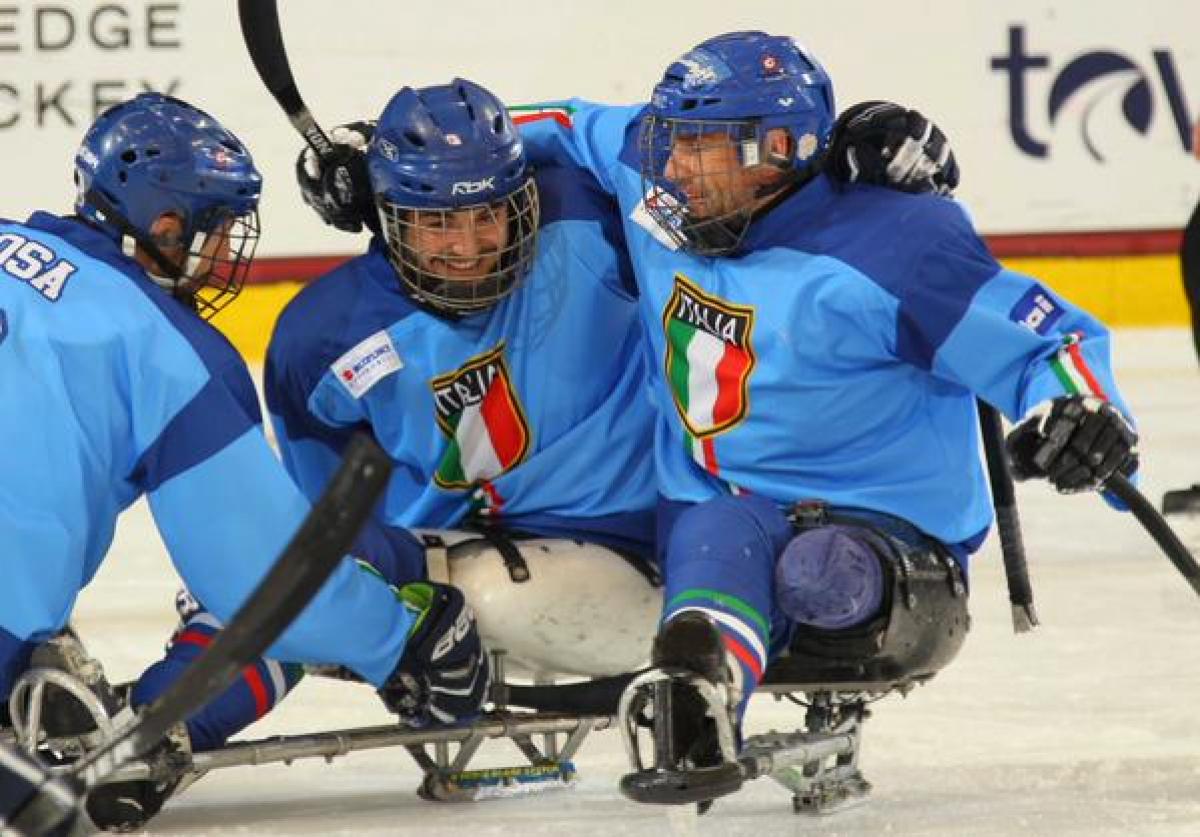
[71,328,1200,836]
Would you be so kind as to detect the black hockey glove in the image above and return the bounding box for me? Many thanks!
[1006,395,1138,493]
[378,582,490,727]
[295,120,378,234]
[826,101,960,196]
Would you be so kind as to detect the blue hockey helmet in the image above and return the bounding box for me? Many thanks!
[74,92,262,318]
[639,31,836,255]
[366,79,539,316]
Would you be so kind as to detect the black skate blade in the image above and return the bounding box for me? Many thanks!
[1162,486,1200,516]
[619,762,743,806]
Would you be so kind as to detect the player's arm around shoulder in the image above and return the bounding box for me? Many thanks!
[533,164,637,300]
[513,98,641,194]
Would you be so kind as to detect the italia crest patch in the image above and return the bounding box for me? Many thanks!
[431,344,531,489]
[662,274,756,438]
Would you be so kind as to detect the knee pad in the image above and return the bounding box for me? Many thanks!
[775,525,885,630]
[420,530,662,679]
[775,528,969,686]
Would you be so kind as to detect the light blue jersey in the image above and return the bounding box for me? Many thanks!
[517,102,1133,552]
[0,213,411,695]
[266,165,657,579]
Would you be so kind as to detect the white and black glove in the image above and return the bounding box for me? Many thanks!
[1006,395,1139,493]
[295,120,377,234]
[827,100,960,196]
[378,582,490,727]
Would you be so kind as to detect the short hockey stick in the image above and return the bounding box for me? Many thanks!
[978,401,1039,632]
[6,434,392,834]
[1104,473,1200,598]
[237,0,334,160]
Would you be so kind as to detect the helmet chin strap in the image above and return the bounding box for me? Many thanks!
[82,188,188,292]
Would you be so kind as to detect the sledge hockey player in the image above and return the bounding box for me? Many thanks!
[121,77,662,829]
[121,75,965,818]
[0,93,487,831]
[510,30,1140,805]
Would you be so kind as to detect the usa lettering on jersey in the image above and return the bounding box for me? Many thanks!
[0,232,77,301]
[662,274,756,439]
[430,344,530,489]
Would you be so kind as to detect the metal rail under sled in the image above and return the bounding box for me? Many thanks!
[7,654,933,812]
[106,712,610,801]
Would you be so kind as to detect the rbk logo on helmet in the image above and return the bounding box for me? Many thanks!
[450,177,496,196]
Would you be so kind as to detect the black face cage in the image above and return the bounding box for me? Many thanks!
[639,115,784,257]
[377,178,540,316]
[185,209,260,320]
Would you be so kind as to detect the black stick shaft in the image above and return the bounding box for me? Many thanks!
[72,434,392,787]
[237,0,334,159]
[978,401,1039,632]
[1105,473,1200,597]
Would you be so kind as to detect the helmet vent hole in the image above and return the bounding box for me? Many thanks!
[117,171,128,183]
[219,139,241,153]
[404,131,425,148]
[145,148,161,158]
[492,114,504,134]
[121,150,138,164]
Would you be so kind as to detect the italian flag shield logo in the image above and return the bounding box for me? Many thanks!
[431,344,531,489]
[663,274,756,442]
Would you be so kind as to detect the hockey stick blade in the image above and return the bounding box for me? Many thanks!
[71,433,392,788]
[1105,473,1200,598]
[978,402,1039,633]
[237,0,334,158]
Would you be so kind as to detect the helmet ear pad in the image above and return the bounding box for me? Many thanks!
[148,215,184,253]
[760,128,797,170]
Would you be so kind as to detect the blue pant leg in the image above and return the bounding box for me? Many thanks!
[0,626,38,720]
[132,611,302,752]
[659,495,793,720]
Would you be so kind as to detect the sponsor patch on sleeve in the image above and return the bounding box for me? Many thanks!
[1010,285,1064,335]
[332,330,402,398]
